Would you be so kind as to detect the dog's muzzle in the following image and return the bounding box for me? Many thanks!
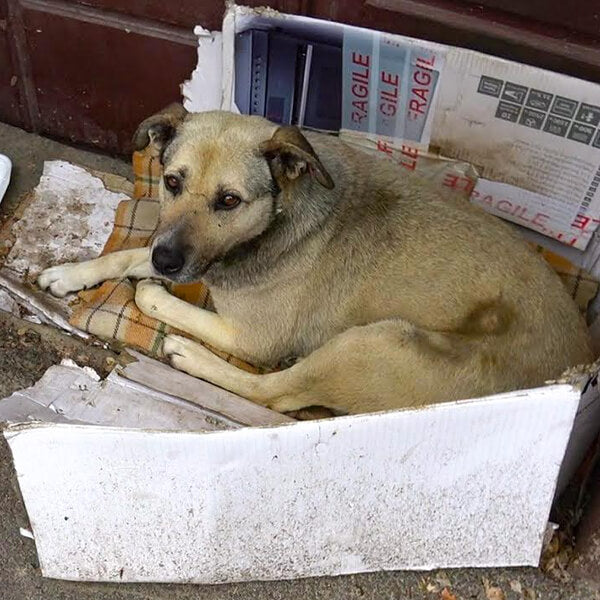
[151,244,185,276]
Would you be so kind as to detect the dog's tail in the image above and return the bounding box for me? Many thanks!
[415,298,515,362]
[454,298,515,337]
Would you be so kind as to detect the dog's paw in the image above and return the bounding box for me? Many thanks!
[135,278,169,316]
[37,263,90,297]
[163,333,193,358]
[265,397,310,414]
[163,334,213,378]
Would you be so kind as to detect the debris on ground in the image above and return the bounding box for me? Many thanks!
[0,161,131,330]
[440,587,458,600]
[483,577,505,600]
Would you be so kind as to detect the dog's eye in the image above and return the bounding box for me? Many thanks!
[164,175,181,194]
[215,193,242,211]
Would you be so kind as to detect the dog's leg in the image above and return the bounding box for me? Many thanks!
[38,247,152,297]
[163,334,293,401]
[135,280,239,355]
[163,319,481,414]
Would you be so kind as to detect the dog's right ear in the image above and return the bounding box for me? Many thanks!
[259,126,334,189]
[132,103,187,152]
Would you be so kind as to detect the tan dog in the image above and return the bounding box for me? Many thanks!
[38,104,593,414]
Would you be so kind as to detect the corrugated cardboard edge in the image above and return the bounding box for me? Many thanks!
[2,382,586,582]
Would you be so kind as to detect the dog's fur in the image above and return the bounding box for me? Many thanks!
[38,105,593,414]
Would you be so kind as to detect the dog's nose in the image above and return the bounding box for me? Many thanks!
[152,245,185,275]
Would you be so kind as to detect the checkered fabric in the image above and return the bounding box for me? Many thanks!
[69,142,264,373]
[530,245,598,314]
[69,141,597,367]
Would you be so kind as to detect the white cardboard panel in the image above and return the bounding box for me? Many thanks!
[6,384,580,583]
[215,6,600,248]
[182,26,223,113]
[120,351,294,428]
[0,160,131,334]
[0,361,239,432]
[3,161,125,277]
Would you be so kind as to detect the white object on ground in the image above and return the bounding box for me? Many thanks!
[0,359,243,431]
[19,527,34,540]
[2,381,590,582]
[0,154,11,204]
[0,160,130,330]
[2,161,126,277]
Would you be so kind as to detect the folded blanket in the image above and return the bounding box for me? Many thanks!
[69,143,263,373]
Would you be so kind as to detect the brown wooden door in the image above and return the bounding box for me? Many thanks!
[1,0,305,153]
[2,0,599,155]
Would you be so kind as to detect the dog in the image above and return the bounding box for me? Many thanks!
[38,104,593,415]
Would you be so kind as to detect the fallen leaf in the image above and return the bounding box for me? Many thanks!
[419,577,439,594]
[509,580,522,594]
[440,587,457,600]
[486,587,505,600]
[435,571,452,588]
[523,588,536,600]
[540,528,573,582]
[482,577,505,600]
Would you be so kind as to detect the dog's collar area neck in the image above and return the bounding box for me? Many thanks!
[269,177,281,198]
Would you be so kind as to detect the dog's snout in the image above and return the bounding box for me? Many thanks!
[152,244,185,275]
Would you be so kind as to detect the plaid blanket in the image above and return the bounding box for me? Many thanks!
[69,142,597,368]
[70,143,263,373]
[530,245,597,313]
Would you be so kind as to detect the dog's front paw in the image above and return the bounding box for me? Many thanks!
[163,334,214,379]
[135,278,169,316]
[37,263,90,297]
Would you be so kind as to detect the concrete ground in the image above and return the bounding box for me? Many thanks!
[0,122,599,600]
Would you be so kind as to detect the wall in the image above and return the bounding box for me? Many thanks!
[1,0,598,154]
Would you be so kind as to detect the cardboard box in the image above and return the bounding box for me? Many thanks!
[185,6,600,254]
[3,4,600,584]
[3,360,598,582]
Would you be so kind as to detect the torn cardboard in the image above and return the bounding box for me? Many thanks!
[206,5,600,251]
[182,26,223,112]
[0,355,289,431]
[2,161,127,278]
[0,160,131,330]
[2,376,594,582]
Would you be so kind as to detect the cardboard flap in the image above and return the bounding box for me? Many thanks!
[5,384,580,583]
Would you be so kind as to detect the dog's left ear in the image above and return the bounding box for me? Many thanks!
[259,126,334,190]
[132,103,187,152]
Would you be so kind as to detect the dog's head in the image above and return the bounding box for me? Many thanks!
[133,104,334,283]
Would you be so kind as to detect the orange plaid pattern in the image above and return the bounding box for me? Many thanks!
[70,142,264,373]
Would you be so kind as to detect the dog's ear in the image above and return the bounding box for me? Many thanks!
[259,126,334,190]
[132,103,187,151]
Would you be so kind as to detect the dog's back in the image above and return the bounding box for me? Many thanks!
[292,133,593,398]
